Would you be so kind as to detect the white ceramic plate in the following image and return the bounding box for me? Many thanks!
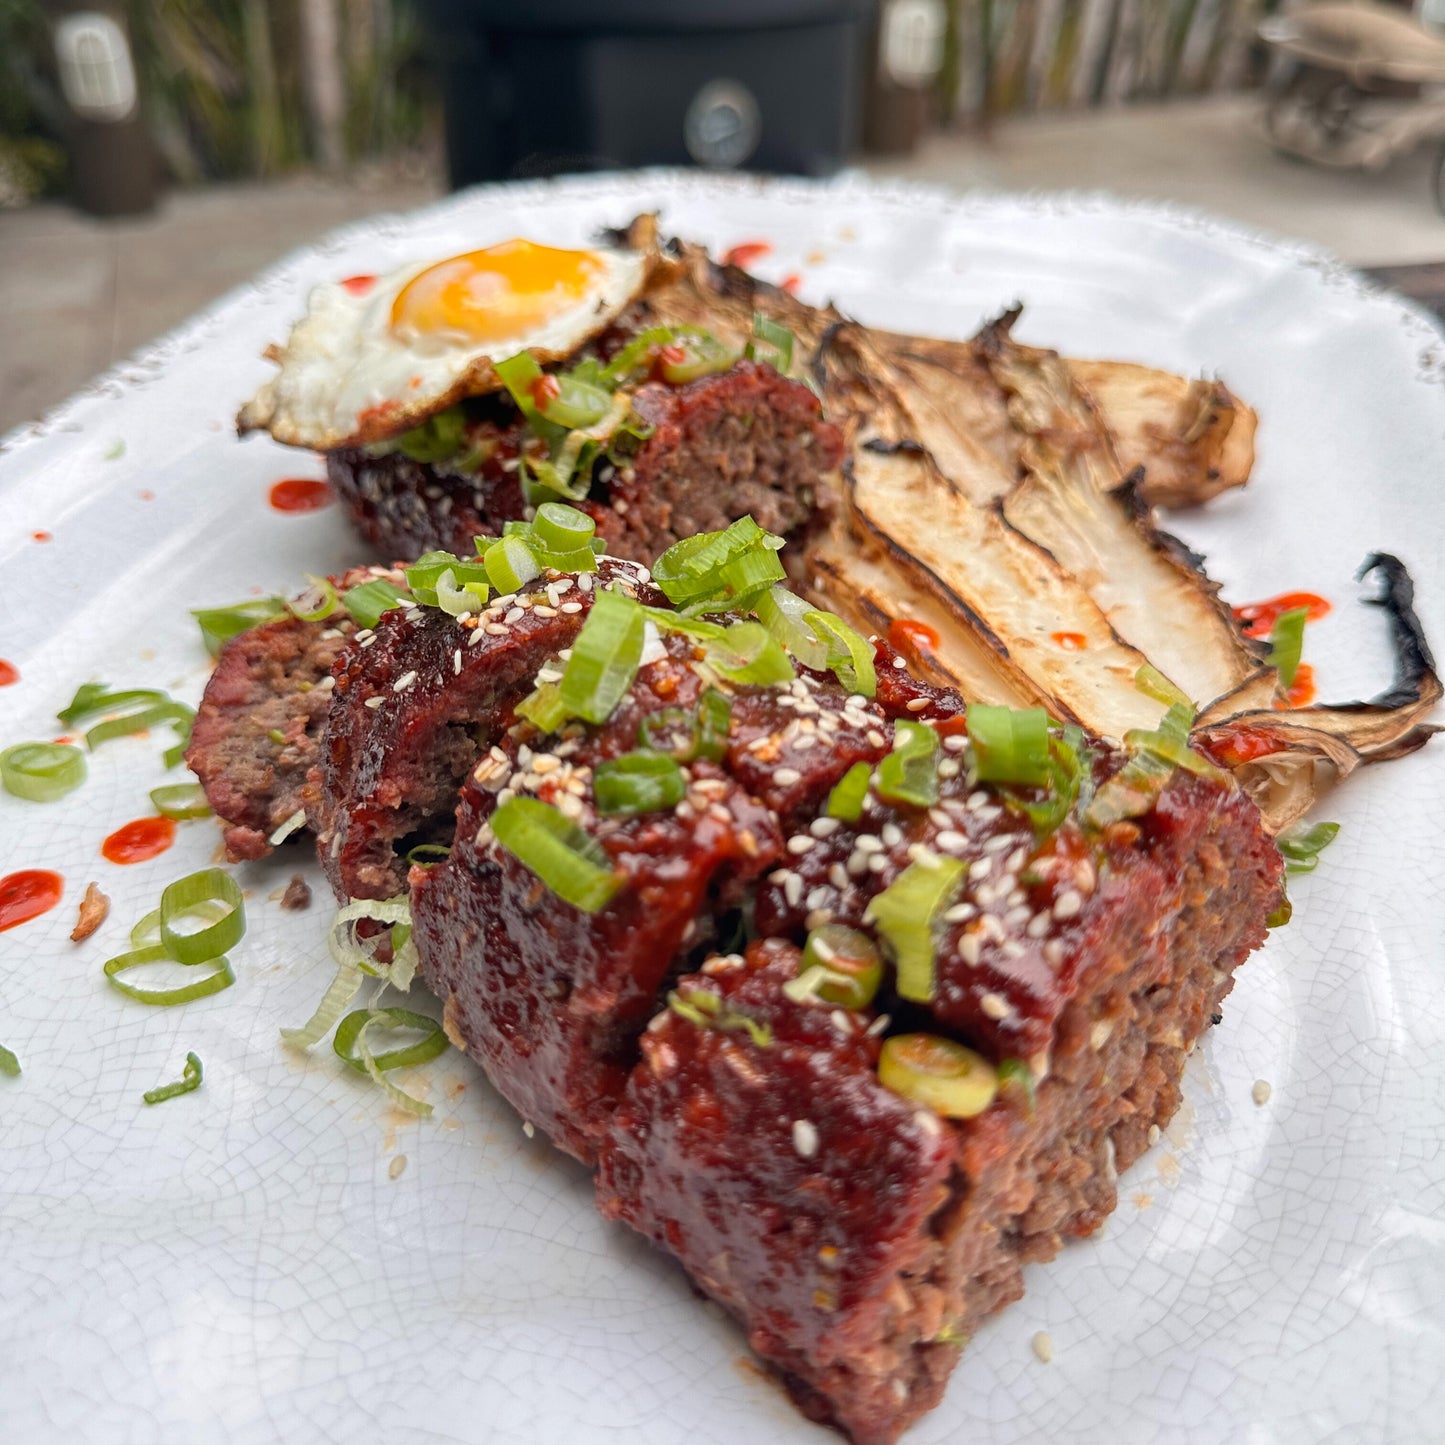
[2,174,1441,1445]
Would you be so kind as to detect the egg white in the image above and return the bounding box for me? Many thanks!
[239,243,653,452]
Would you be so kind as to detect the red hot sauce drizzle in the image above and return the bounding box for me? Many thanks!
[721,241,772,269]
[0,870,63,933]
[101,817,176,865]
[888,619,941,657]
[269,478,333,514]
[340,274,377,295]
[1233,591,1331,639]
[1051,631,1087,651]
[1278,663,1317,709]
[0,660,18,686]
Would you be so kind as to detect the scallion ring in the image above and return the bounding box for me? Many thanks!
[1268,607,1309,691]
[798,925,883,1009]
[149,783,212,820]
[491,796,622,913]
[804,611,877,697]
[328,897,417,990]
[594,749,686,816]
[339,579,411,629]
[965,704,1052,787]
[558,587,646,724]
[703,621,795,686]
[159,868,245,965]
[482,534,542,595]
[744,312,796,374]
[340,1008,445,1117]
[286,575,339,622]
[104,945,235,1005]
[755,586,828,670]
[143,1051,203,1105]
[878,1034,998,1119]
[826,761,873,822]
[280,960,364,1050]
[1,741,87,802]
[874,720,941,809]
[864,854,966,1003]
[190,598,287,656]
[533,501,597,553]
[334,1007,449,1076]
[1277,819,1340,874]
[0,1044,20,1077]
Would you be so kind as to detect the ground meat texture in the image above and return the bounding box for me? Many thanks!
[324,361,842,566]
[597,787,1282,1445]
[312,559,662,902]
[185,566,381,862]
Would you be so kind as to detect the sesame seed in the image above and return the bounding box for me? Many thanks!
[469,626,488,645]
[534,605,558,619]
[855,835,883,854]
[980,991,1012,1021]
[892,657,908,668]
[1252,1079,1272,1106]
[1147,1124,1162,1146]
[984,835,1014,853]
[774,767,802,787]
[828,862,849,889]
[867,728,887,748]
[958,933,982,967]
[1053,889,1083,921]
[364,696,384,710]
[936,830,969,854]
[787,835,815,855]
[806,887,831,911]
[865,1014,890,1037]
[1027,913,1052,938]
[315,675,336,692]
[969,857,993,882]
[928,808,952,829]
[1043,939,1065,967]
[532,754,560,775]
[1006,846,1029,873]
[867,855,888,874]
[504,607,524,625]
[769,868,793,885]
[485,623,507,636]
[810,817,841,838]
[560,601,584,614]
[522,1121,535,1139]
[452,649,463,675]
[793,734,817,750]
[358,635,377,649]
[784,874,804,908]
[977,913,1006,943]
[804,908,834,929]
[943,735,968,753]
[577,573,593,592]
[829,1009,853,1036]
[392,670,417,693]
[1005,905,1031,929]
[907,843,942,868]
[913,1109,943,1137]
[905,697,929,712]
[1032,1331,1053,1364]
[556,793,584,820]
[792,1120,819,1158]
[967,790,990,808]
[943,903,975,924]
[881,823,902,848]
[937,758,960,779]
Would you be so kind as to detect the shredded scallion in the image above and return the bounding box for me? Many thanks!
[0,1044,20,1077]
[159,868,245,966]
[826,761,873,822]
[864,854,966,1003]
[143,1051,203,1105]
[491,796,622,913]
[1276,819,1340,874]
[190,598,287,655]
[966,705,1052,787]
[558,587,645,724]
[594,749,687,815]
[149,783,212,820]
[1268,607,1309,690]
[874,720,940,809]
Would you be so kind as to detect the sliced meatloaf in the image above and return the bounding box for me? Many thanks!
[184,564,392,862]
[325,360,842,566]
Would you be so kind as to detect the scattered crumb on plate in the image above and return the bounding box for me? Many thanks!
[388,1154,407,1180]
[1031,1331,1054,1363]
[1253,1079,1273,1106]
[70,882,109,942]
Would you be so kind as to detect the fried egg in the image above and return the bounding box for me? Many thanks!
[238,236,658,451]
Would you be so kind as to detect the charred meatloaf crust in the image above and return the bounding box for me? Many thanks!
[325,360,842,566]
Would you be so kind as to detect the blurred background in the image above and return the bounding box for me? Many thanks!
[4,0,1443,431]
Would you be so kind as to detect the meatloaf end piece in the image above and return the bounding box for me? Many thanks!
[184,564,383,863]
[313,558,663,902]
[598,782,1282,1444]
[324,360,842,566]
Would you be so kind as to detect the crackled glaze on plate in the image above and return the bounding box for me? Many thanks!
[1,174,1442,1445]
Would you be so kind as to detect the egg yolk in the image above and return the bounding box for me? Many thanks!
[390,239,603,345]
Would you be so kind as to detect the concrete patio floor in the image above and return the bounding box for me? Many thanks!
[2,94,1440,436]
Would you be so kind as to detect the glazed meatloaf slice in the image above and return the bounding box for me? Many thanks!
[325,360,842,566]
[185,564,391,862]
[408,636,907,1164]
[596,764,1282,1444]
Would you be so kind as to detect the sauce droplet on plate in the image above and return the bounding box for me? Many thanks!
[0,659,18,686]
[888,619,941,656]
[269,478,333,514]
[1233,591,1330,639]
[341,274,378,295]
[102,816,176,865]
[721,241,772,269]
[1051,631,1087,651]
[0,870,63,933]
[32,531,51,543]
[1276,663,1317,709]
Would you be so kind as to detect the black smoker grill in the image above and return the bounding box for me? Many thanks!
[422,0,875,186]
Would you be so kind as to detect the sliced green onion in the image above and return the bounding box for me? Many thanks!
[559,587,645,724]
[864,854,967,1003]
[104,945,235,1005]
[340,579,411,629]
[491,796,623,913]
[338,1008,445,1116]
[998,732,1085,838]
[328,897,417,990]
[0,1045,19,1077]
[744,312,795,374]
[1277,819,1340,875]
[285,574,339,622]
[405,550,462,602]
[805,611,877,697]
[334,1007,449,1075]
[755,586,828,670]
[405,843,451,867]
[482,534,542,594]
[392,406,468,463]
[190,598,287,655]
[704,621,795,686]
[535,374,612,430]
[666,987,773,1048]
[84,700,194,759]
[149,783,212,820]
[996,1057,1037,1114]
[1267,891,1292,929]
[1135,663,1191,710]
[143,1051,203,1105]
[516,680,569,734]
[717,543,787,609]
[532,544,599,574]
[798,925,883,1009]
[437,568,491,616]
[1,742,86,802]
[651,516,784,610]
[159,868,245,965]
[638,706,693,756]
[966,704,1052,787]
[874,720,940,809]
[656,329,735,384]
[534,501,596,553]
[58,682,167,727]
[1268,607,1309,690]
[641,605,730,645]
[879,1034,998,1118]
[693,688,732,762]
[495,351,564,442]
[1084,747,1176,829]
[405,551,491,609]
[130,899,233,949]
[594,750,686,815]
[827,761,872,822]
[280,959,364,1050]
